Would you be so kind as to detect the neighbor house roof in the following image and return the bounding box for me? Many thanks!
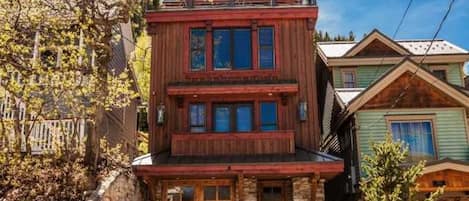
[343,59,469,116]
[319,39,468,58]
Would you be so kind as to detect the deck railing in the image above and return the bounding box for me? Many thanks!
[0,92,86,154]
[145,0,316,10]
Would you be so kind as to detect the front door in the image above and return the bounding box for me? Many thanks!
[259,181,286,201]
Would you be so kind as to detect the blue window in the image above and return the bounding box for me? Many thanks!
[390,121,435,161]
[260,102,278,131]
[259,27,274,69]
[213,103,253,132]
[214,105,231,132]
[190,29,206,71]
[213,29,252,70]
[189,104,206,132]
[236,104,253,132]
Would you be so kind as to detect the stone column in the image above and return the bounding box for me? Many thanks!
[292,177,312,201]
[315,179,325,201]
[242,177,257,201]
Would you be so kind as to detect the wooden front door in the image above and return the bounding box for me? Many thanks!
[258,181,287,201]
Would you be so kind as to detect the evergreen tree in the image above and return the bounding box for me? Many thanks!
[360,134,444,201]
[349,31,355,41]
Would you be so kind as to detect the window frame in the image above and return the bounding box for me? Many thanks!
[212,28,253,71]
[430,66,448,82]
[189,103,207,132]
[258,26,275,70]
[185,22,279,78]
[212,102,254,133]
[190,28,207,72]
[163,180,234,201]
[385,114,439,161]
[341,68,357,88]
[260,101,278,131]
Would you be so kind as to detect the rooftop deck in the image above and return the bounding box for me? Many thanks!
[145,0,316,10]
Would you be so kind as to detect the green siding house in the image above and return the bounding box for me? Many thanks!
[318,29,469,200]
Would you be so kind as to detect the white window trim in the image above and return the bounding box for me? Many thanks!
[341,68,357,88]
[385,114,439,160]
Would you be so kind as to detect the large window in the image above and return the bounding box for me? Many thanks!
[189,103,206,132]
[189,27,275,72]
[214,103,253,132]
[389,120,436,161]
[260,102,278,131]
[166,186,195,201]
[213,28,252,70]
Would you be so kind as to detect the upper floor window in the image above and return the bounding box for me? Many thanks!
[389,120,436,162]
[260,102,277,131]
[259,27,274,69]
[214,103,253,132]
[190,29,206,71]
[189,103,206,132]
[432,69,447,81]
[190,26,275,72]
[213,28,252,70]
[188,101,278,133]
[342,69,357,88]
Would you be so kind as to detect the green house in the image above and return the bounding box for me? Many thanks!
[317,29,469,200]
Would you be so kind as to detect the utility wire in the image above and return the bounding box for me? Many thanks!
[362,0,456,129]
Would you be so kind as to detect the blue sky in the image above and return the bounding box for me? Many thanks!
[316,0,469,75]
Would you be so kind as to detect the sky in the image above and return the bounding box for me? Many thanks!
[316,0,469,75]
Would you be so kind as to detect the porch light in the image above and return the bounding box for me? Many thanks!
[157,103,165,125]
[298,101,307,121]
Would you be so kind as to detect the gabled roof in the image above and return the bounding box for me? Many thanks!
[317,30,469,59]
[343,29,411,57]
[422,158,469,174]
[344,58,469,115]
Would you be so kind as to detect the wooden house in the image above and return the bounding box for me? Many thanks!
[131,0,343,200]
[317,29,469,201]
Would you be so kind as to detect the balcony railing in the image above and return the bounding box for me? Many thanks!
[145,0,316,10]
[171,130,295,156]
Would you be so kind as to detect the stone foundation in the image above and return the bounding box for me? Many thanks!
[87,170,144,201]
[292,177,312,201]
[242,177,257,201]
[315,179,325,201]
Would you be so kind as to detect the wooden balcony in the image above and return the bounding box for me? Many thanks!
[171,130,295,156]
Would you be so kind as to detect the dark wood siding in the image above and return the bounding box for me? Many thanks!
[149,19,320,155]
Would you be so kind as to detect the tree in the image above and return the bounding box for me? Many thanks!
[132,31,151,101]
[360,133,444,201]
[314,30,355,42]
[0,0,138,170]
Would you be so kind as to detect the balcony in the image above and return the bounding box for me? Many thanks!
[145,0,317,10]
[171,130,295,156]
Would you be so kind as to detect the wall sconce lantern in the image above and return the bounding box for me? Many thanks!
[298,101,307,122]
[157,102,165,125]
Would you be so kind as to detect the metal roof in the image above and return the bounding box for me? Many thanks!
[335,88,365,106]
[318,39,468,58]
[132,148,341,166]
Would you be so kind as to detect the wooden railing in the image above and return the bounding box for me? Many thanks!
[0,91,86,154]
[146,0,316,10]
[171,130,295,156]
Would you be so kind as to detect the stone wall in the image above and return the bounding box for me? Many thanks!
[242,177,257,201]
[292,177,312,201]
[87,170,144,201]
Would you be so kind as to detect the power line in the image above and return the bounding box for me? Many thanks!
[348,0,414,118]
[362,0,456,130]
